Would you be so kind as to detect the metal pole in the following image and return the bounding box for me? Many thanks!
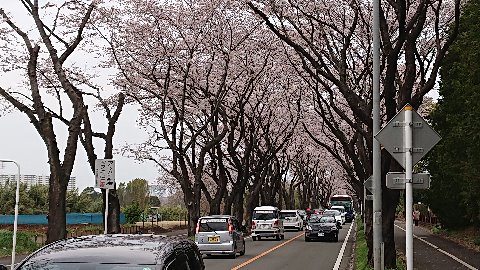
[405,105,414,270]
[104,189,109,234]
[372,0,383,269]
[0,160,20,270]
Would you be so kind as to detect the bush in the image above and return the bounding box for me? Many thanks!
[123,201,143,224]
[0,230,40,256]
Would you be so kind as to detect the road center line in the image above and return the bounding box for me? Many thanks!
[332,222,354,270]
[230,233,304,270]
[394,224,478,270]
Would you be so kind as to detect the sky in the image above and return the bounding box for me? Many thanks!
[0,1,160,191]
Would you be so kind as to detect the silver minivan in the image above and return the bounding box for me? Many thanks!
[251,206,285,241]
[195,215,246,258]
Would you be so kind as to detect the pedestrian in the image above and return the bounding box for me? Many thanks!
[413,209,420,226]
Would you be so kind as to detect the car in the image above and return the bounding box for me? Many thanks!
[280,210,304,231]
[195,215,246,258]
[345,209,355,223]
[297,209,307,221]
[251,206,285,241]
[331,206,346,224]
[323,209,344,229]
[4,234,205,270]
[305,215,339,242]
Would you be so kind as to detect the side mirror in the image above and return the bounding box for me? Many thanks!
[0,265,8,270]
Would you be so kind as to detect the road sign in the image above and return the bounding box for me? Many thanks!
[364,176,374,194]
[386,173,431,189]
[375,104,441,170]
[95,159,115,189]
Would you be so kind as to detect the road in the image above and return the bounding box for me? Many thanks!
[204,222,355,270]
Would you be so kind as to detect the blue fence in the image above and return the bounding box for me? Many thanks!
[0,213,126,225]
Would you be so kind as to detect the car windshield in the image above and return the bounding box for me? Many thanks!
[308,215,323,222]
[280,212,296,218]
[324,210,340,216]
[253,211,276,220]
[199,218,228,232]
[18,262,156,270]
[319,217,335,223]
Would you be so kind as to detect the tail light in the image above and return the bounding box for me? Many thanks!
[273,220,279,227]
[251,220,256,229]
[228,224,233,234]
[195,223,200,234]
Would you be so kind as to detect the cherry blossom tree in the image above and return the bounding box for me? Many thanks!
[0,0,126,241]
[248,0,460,266]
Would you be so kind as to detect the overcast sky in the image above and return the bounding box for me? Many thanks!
[0,1,160,191]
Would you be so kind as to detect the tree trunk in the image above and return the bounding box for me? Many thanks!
[46,174,67,243]
[102,188,121,233]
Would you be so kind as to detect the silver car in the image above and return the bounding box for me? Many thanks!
[280,210,304,231]
[195,215,246,258]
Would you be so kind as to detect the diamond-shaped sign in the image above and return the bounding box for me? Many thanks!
[364,176,374,194]
[375,104,441,170]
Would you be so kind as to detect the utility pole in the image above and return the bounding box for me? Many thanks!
[404,105,414,270]
[372,0,383,269]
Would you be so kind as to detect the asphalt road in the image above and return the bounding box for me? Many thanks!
[204,222,355,270]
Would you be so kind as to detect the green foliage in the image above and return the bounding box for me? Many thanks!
[355,218,373,270]
[0,183,103,214]
[425,0,480,229]
[118,179,150,210]
[0,230,40,256]
[123,201,143,224]
[149,196,161,207]
[157,206,188,221]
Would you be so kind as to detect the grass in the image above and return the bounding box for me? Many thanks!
[355,218,406,270]
[0,230,40,256]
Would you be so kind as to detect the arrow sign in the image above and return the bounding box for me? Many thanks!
[364,176,374,194]
[375,104,441,170]
[95,159,115,189]
[386,173,431,189]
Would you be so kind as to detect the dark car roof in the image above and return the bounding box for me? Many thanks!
[17,234,195,267]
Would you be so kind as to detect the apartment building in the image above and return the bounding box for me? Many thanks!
[0,174,77,191]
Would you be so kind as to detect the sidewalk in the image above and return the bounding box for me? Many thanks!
[0,228,189,267]
[394,221,480,270]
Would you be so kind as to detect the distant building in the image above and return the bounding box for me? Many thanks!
[0,174,76,191]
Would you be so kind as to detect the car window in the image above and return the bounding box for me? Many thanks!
[320,217,335,223]
[279,212,297,218]
[198,218,228,232]
[252,211,276,220]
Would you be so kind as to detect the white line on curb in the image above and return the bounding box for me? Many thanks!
[333,222,354,270]
[394,224,478,270]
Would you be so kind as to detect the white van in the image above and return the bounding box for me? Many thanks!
[251,206,285,241]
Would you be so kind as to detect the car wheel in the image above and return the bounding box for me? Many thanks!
[230,252,237,259]
[257,236,262,241]
[305,237,311,242]
[334,234,339,242]
[240,241,245,256]
[281,234,285,240]
[276,235,281,241]
[252,236,257,241]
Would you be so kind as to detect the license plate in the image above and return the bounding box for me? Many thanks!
[318,233,324,237]
[208,236,220,243]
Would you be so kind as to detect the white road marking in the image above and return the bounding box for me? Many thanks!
[333,222,354,270]
[394,224,478,270]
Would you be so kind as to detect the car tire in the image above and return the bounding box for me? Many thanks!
[276,235,281,241]
[305,237,311,242]
[334,234,339,242]
[230,252,237,259]
[240,241,245,256]
[280,234,285,240]
[257,236,262,241]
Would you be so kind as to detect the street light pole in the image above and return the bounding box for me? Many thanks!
[0,160,21,270]
[372,0,383,269]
